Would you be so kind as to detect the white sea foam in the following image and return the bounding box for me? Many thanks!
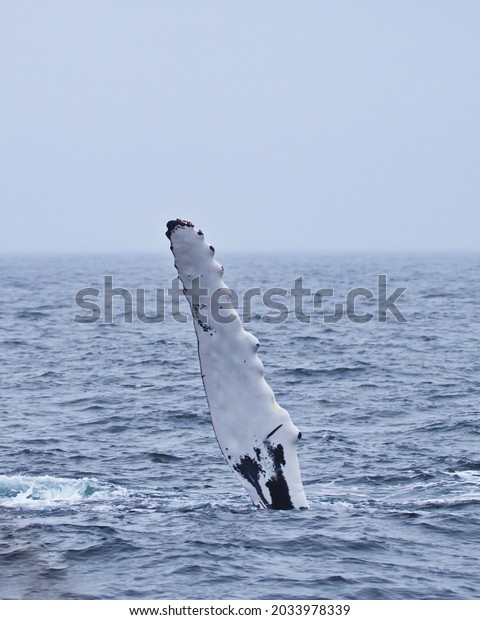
[451,470,480,484]
[0,474,129,507]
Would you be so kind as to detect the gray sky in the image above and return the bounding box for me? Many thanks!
[1,1,479,254]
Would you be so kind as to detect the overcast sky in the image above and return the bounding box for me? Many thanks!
[1,1,479,254]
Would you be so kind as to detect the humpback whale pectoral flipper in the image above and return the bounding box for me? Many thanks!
[166,218,309,510]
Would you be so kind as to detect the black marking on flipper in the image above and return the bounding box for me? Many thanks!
[197,319,213,333]
[233,455,269,508]
[266,424,283,439]
[233,441,294,510]
[264,442,294,510]
[191,302,213,333]
[165,218,195,240]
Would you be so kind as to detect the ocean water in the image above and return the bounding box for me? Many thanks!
[0,252,479,600]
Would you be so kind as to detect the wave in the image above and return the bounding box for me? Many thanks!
[0,475,129,507]
[290,365,368,377]
[0,474,249,514]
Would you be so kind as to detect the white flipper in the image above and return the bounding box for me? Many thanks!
[166,219,309,509]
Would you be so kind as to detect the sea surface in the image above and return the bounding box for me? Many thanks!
[0,251,479,600]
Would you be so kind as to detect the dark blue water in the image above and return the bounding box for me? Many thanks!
[1,252,479,599]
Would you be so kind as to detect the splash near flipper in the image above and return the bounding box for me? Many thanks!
[166,218,309,510]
